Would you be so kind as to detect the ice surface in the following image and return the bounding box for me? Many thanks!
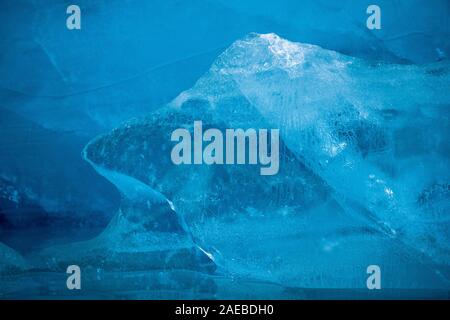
[0,109,118,231]
[208,33,450,259]
[30,163,215,274]
[82,33,450,289]
[0,0,449,297]
[0,242,26,275]
[1,0,447,132]
[218,0,450,64]
[1,0,448,245]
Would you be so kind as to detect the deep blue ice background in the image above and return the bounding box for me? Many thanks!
[0,0,449,299]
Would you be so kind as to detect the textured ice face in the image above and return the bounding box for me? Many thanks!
[83,33,449,288]
[206,33,450,260]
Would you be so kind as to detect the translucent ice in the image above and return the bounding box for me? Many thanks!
[30,164,215,274]
[1,0,448,240]
[83,34,450,288]
[217,0,450,64]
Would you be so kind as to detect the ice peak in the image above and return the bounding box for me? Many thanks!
[214,32,344,78]
[258,33,306,68]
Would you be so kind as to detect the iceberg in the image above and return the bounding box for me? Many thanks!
[81,33,450,289]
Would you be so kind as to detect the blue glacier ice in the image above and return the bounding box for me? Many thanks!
[29,166,215,274]
[0,242,27,275]
[217,0,450,64]
[70,33,449,293]
[0,0,449,299]
[1,0,449,244]
[1,0,448,134]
